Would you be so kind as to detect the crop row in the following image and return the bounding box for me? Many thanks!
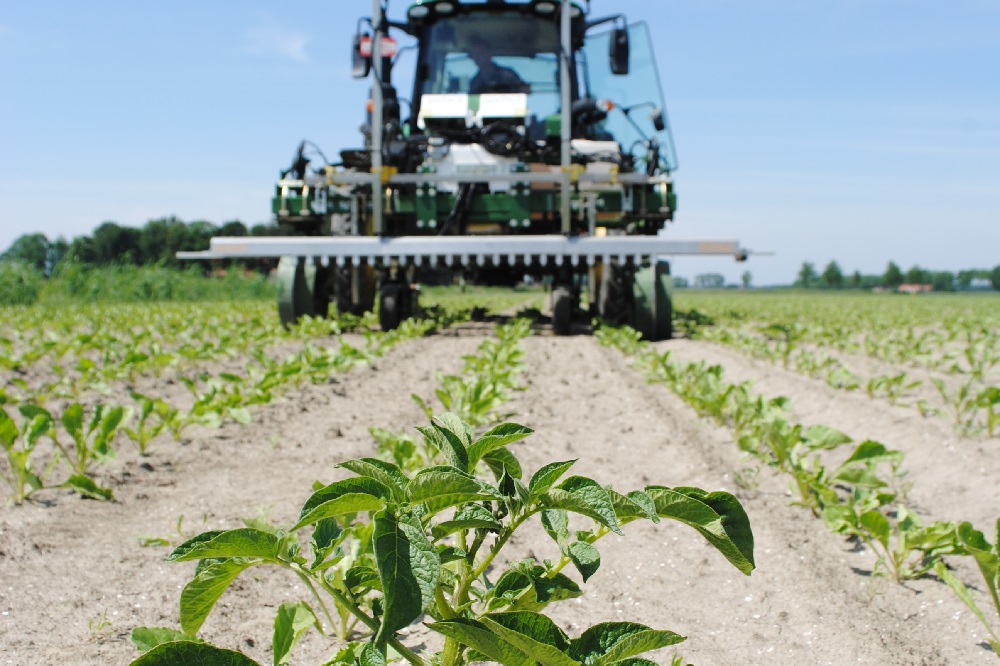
[0,309,468,505]
[672,294,1000,438]
[597,324,1000,657]
[126,320,753,666]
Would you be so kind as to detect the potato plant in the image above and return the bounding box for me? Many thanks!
[129,413,755,666]
[935,520,1000,656]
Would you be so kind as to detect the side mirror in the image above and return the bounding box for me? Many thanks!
[650,108,666,132]
[610,26,630,75]
[352,32,371,79]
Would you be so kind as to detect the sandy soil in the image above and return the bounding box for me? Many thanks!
[1,324,998,665]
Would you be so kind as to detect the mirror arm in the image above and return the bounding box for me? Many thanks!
[584,14,624,32]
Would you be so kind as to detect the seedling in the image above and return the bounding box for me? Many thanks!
[936,519,1000,656]
[129,414,755,666]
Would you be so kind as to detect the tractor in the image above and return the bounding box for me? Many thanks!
[180,0,748,339]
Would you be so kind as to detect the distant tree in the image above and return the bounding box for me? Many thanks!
[48,237,69,272]
[821,261,844,289]
[694,273,725,289]
[2,233,50,272]
[930,271,955,292]
[796,262,817,288]
[185,220,219,253]
[672,276,689,288]
[849,270,862,289]
[741,271,752,289]
[139,217,189,266]
[956,270,976,290]
[905,265,930,285]
[992,265,1000,291]
[218,220,249,237]
[91,221,142,264]
[884,262,903,288]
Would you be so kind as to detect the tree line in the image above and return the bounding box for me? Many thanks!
[0,218,290,276]
[794,261,1000,292]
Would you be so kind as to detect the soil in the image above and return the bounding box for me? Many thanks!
[1,322,997,665]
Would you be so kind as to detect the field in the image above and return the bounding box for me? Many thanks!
[1,289,998,665]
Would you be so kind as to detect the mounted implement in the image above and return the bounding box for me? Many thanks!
[180,0,749,339]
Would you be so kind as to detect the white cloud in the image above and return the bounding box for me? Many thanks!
[244,20,310,62]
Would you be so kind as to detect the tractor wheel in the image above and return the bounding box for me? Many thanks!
[378,283,405,332]
[333,264,377,316]
[598,260,632,326]
[552,285,573,336]
[332,265,353,315]
[632,262,673,341]
[277,256,329,327]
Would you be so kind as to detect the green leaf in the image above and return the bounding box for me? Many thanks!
[957,522,1000,588]
[293,493,386,531]
[345,566,383,593]
[541,510,570,551]
[483,447,523,480]
[273,602,318,666]
[64,474,114,501]
[168,529,281,563]
[835,441,903,469]
[298,477,391,523]
[229,407,252,425]
[128,640,262,665]
[568,622,685,665]
[934,561,999,643]
[481,612,578,666]
[431,503,502,540]
[428,618,533,666]
[170,531,225,560]
[337,458,409,501]
[0,409,18,449]
[859,511,891,549]
[310,519,342,567]
[60,403,84,441]
[130,627,201,653]
[435,412,475,445]
[179,558,255,635]
[407,466,503,513]
[607,490,659,525]
[416,425,469,472]
[468,423,534,467]
[802,425,853,451]
[568,542,601,582]
[544,477,622,536]
[359,642,386,666]
[528,460,577,498]
[645,487,755,575]
[372,512,441,640]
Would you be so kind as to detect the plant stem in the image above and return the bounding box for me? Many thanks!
[317,575,431,666]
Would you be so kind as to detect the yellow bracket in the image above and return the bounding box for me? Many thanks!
[325,165,336,186]
[608,164,619,185]
[568,164,585,184]
[374,166,398,184]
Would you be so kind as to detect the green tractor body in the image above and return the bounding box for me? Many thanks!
[181,0,748,339]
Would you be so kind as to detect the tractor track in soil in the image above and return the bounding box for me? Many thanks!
[0,325,996,664]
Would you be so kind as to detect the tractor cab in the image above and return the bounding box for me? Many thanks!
[353,0,676,177]
[179,1,752,340]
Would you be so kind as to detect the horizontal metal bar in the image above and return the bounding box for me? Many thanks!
[178,235,746,265]
[279,171,671,189]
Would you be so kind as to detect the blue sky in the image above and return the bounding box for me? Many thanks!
[1,0,998,285]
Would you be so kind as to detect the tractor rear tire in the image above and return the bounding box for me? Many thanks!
[598,260,632,326]
[552,285,573,336]
[277,256,329,327]
[379,282,412,332]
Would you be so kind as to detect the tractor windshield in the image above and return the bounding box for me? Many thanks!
[583,22,678,171]
[416,13,561,120]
